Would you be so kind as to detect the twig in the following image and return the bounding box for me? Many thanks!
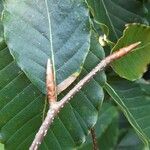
[30,42,141,150]
[91,128,99,150]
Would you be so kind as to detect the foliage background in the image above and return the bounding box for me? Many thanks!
[0,0,150,150]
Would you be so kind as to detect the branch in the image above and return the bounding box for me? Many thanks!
[91,128,99,150]
[30,42,141,150]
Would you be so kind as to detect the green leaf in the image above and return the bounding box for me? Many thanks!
[104,78,150,147]
[3,0,91,93]
[78,103,119,150]
[117,130,144,150]
[145,1,150,23]
[0,143,4,150]
[0,31,106,149]
[0,0,3,42]
[86,0,148,41]
[138,79,150,95]
[99,119,118,150]
[111,24,150,81]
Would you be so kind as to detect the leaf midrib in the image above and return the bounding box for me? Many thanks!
[44,0,56,77]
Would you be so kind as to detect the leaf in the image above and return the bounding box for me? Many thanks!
[137,79,150,95]
[0,2,3,43]
[0,143,4,150]
[104,78,150,147]
[78,103,119,150]
[145,1,150,23]
[117,130,144,150]
[0,31,106,149]
[3,0,91,93]
[111,24,150,81]
[98,119,118,150]
[86,0,148,41]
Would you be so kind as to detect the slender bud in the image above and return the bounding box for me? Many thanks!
[46,59,57,104]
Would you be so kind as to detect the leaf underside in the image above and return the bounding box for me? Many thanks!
[111,24,150,81]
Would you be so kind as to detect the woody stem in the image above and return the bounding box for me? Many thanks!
[30,42,141,150]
